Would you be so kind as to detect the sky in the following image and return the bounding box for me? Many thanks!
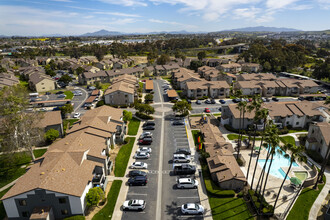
[0,0,329,36]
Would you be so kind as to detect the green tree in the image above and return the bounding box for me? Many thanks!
[156,54,170,65]
[0,85,44,161]
[172,100,192,116]
[197,51,206,61]
[123,110,132,122]
[60,104,74,115]
[59,74,72,85]
[135,103,154,116]
[144,94,153,103]
[44,129,59,143]
[44,65,56,77]
[86,187,104,207]
[0,66,7,73]
[189,60,203,71]
[236,101,247,159]
[95,81,102,90]
[76,66,85,75]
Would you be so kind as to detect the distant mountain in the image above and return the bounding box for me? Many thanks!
[222,26,301,32]
[81,29,123,37]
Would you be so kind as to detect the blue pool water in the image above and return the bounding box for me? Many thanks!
[258,146,299,179]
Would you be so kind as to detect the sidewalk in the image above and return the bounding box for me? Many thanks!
[185,118,213,220]
[111,121,144,220]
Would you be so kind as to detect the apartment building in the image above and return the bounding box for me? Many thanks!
[184,80,230,99]
[306,122,330,159]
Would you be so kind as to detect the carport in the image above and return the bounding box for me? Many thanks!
[145,80,154,93]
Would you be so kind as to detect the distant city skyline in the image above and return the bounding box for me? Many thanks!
[0,0,330,36]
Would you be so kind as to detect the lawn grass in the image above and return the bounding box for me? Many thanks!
[92,180,122,220]
[19,80,29,89]
[0,186,13,219]
[0,149,47,189]
[288,129,308,133]
[287,175,326,220]
[227,134,262,141]
[100,83,111,92]
[64,91,74,99]
[127,117,140,135]
[279,136,296,146]
[114,137,135,177]
[209,196,254,220]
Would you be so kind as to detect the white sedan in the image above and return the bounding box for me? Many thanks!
[130,162,148,169]
[137,147,152,153]
[73,112,81,118]
[181,203,204,215]
[134,152,150,159]
[123,199,146,211]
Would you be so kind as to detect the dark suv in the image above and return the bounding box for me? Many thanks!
[174,148,191,155]
[129,170,147,177]
[143,121,155,127]
[128,176,148,186]
[173,164,196,175]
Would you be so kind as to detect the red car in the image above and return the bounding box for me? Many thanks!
[248,98,252,102]
[205,108,211,113]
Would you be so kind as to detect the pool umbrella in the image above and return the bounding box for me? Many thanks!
[290,177,302,185]
[254,146,261,151]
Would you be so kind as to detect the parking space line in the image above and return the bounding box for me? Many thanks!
[177,196,200,199]
[127,193,148,196]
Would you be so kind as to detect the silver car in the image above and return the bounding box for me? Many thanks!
[177,178,198,189]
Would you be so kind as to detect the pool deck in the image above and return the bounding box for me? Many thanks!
[239,141,311,215]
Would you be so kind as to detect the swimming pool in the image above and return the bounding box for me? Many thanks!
[258,146,299,179]
[294,171,308,181]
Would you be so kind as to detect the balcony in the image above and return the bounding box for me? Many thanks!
[92,172,104,185]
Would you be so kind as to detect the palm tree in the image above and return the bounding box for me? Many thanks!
[246,95,262,183]
[273,144,306,211]
[236,101,247,159]
[250,108,269,190]
[260,125,280,198]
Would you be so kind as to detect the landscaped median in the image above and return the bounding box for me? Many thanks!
[127,117,141,135]
[92,180,122,220]
[114,137,136,177]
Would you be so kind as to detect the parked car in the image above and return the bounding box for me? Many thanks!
[261,97,267,102]
[45,92,51,95]
[174,148,191,155]
[272,97,279,102]
[137,147,152,153]
[134,152,150,159]
[130,162,148,169]
[138,138,152,145]
[219,99,226,104]
[128,170,147,177]
[143,125,155,130]
[128,176,148,186]
[177,178,198,189]
[57,94,66,98]
[173,154,191,163]
[173,164,196,175]
[196,100,201,105]
[73,112,81,118]
[56,91,64,95]
[187,99,191,104]
[211,99,216,104]
[122,199,146,211]
[204,108,210,113]
[139,135,152,140]
[143,121,155,127]
[265,98,270,102]
[248,98,252,102]
[173,120,185,126]
[141,131,152,137]
[205,99,211,104]
[181,203,204,215]
[298,97,305,101]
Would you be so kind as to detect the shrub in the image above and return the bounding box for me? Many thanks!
[86,187,103,207]
[236,158,244,166]
[96,100,104,107]
[44,129,59,144]
[298,134,307,145]
[202,96,208,99]
[237,191,244,198]
[224,124,239,133]
[306,149,323,163]
[136,112,153,120]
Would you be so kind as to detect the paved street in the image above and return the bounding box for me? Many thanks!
[121,79,204,220]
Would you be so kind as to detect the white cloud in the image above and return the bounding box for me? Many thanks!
[317,0,330,9]
[265,0,298,10]
[98,0,147,7]
[94,11,141,17]
[148,18,197,29]
[233,7,261,19]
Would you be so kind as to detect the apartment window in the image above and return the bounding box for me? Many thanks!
[296,122,299,125]
[59,198,66,204]
[22,211,29,217]
[312,129,314,134]
[286,122,289,125]
[19,200,27,206]
[61,209,68,215]
[321,139,323,144]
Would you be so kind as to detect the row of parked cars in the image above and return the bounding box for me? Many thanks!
[123,122,156,212]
